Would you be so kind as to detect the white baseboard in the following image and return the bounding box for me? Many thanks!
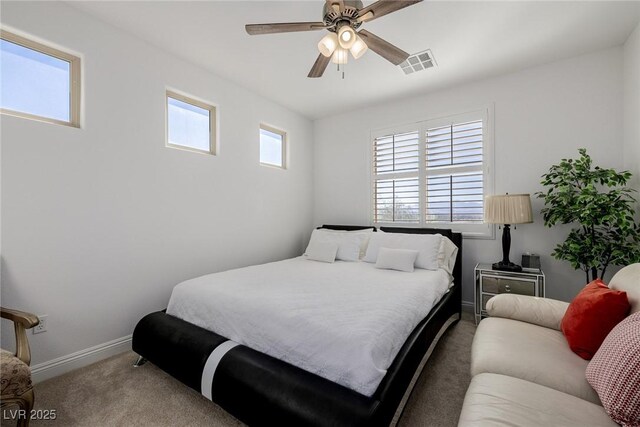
[461,300,474,313]
[31,335,132,384]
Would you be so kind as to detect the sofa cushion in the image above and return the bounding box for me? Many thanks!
[458,373,617,427]
[586,312,640,427]
[471,317,600,404]
[561,279,630,360]
[609,263,640,314]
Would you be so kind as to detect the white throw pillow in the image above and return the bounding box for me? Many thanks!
[304,241,338,263]
[364,232,442,270]
[437,237,459,274]
[304,229,371,262]
[320,228,374,258]
[375,248,419,272]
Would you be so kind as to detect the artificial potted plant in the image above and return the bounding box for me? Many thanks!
[537,148,640,283]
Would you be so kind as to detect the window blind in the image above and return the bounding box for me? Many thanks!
[373,131,420,174]
[373,131,420,223]
[375,178,420,223]
[425,120,484,223]
[373,115,487,227]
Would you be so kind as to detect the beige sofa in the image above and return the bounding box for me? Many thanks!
[458,263,640,426]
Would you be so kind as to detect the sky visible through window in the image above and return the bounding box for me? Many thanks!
[260,128,284,167]
[0,39,70,121]
[167,96,210,152]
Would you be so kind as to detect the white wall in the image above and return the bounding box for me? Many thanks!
[314,47,625,304]
[624,22,640,210]
[0,2,314,367]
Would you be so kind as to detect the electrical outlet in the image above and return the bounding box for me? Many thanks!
[33,315,48,334]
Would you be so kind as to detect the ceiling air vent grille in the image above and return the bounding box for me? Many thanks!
[399,50,436,75]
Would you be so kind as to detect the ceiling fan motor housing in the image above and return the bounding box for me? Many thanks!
[323,0,364,31]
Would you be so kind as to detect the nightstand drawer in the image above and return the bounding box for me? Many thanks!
[481,276,535,296]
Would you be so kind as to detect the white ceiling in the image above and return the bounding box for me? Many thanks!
[69,1,640,119]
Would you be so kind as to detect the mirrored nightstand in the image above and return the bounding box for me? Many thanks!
[474,263,545,325]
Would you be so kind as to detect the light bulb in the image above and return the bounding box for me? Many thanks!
[317,33,338,58]
[337,26,356,49]
[331,48,349,64]
[349,35,368,59]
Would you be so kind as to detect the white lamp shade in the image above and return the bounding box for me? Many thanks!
[337,26,356,49]
[331,48,349,64]
[350,35,368,59]
[318,33,338,57]
[484,194,533,224]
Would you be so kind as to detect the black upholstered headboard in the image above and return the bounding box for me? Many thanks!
[319,224,376,231]
[319,224,463,293]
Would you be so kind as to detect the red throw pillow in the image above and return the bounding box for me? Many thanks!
[561,279,630,360]
[586,312,640,426]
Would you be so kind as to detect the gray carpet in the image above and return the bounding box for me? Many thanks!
[29,313,475,427]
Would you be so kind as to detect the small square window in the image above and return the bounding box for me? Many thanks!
[166,91,216,155]
[1,30,80,127]
[260,125,286,169]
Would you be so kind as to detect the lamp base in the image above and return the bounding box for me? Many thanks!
[492,261,523,272]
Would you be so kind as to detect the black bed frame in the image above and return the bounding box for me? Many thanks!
[132,226,462,426]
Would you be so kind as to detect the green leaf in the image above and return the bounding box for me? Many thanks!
[538,148,640,279]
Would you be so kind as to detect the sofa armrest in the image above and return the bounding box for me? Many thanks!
[486,294,569,330]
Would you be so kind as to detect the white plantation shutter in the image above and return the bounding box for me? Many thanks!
[373,131,420,223]
[425,120,484,223]
[372,108,492,236]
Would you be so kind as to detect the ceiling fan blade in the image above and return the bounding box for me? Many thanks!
[358,0,422,23]
[325,0,345,13]
[245,22,327,35]
[308,54,332,78]
[358,29,409,65]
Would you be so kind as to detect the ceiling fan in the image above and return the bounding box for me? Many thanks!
[245,0,423,78]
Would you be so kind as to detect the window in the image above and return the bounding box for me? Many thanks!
[0,30,80,127]
[425,120,484,222]
[260,124,286,169]
[372,108,493,238]
[166,91,216,155]
[373,131,421,223]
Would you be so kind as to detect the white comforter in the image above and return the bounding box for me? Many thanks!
[166,257,451,396]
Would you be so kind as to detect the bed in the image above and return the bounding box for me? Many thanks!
[132,226,463,426]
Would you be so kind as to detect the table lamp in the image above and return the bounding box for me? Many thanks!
[484,194,533,272]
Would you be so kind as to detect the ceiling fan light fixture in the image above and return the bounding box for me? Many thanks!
[245,0,425,78]
[337,26,356,49]
[318,32,338,57]
[350,35,368,59]
[331,47,349,64]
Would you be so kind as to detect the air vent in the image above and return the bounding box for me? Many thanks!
[399,50,436,75]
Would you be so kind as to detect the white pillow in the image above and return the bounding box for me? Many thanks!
[320,228,374,258]
[437,237,459,274]
[305,241,338,263]
[364,232,442,270]
[304,229,371,262]
[375,248,419,272]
